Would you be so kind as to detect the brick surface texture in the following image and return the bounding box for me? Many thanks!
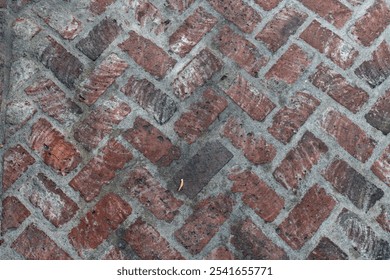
[1,0,389,260]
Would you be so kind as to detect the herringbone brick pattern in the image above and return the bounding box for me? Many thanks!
[0,0,389,260]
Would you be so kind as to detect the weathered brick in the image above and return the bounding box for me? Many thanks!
[320,109,376,162]
[13,18,41,40]
[119,31,176,79]
[39,37,83,89]
[225,75,275,121]
[73,97,131,151]
[377,205,390,232]
[175,194,234,255]
[268,92,320,144]
[310,63,368,113]
[25,79,82,125]
[254,0,281,10]
[273,131,328,190]
[171,141,233,198]
[174,88,227,144]
[173,48,222,100]
[351,0,390,46]
[122,166,183,222]
[216,25,268,77]
[103,247,125,260]
[229,169,284,222]
[354,41,390,88]
[365,90,390,135]
[371,144,390,186]
[278,185,336,250]
[308,237,348,260]
[300,21,358,69]
[124,218,184,259]
[1,196,30,234]
[338,209,390,260]
[265,44,311,84]
[29,118,81,175]
[205,246,235,260]
[76,18,121,61]
[70,139,133,202]
[6,100,36,136]
[207,0,261,33]
[12,224,71,260]
[78,54,128,105]
[222,117,276,165]
[90,0,116,14]
[166,0,195,12]
[123,117,180,167]
[22,173,79,227]
[231,219,288,259]
[256,7,307,52]
[299,0,352,28]
[169,7,217,57]
[2,145,35,191]
[121,76,176,125]
[0,0,6,8]
[69,193,132,255]
[323,159,384,211]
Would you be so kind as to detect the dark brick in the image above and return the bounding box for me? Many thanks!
[90,0,116,14]
[231,219,288,260]
[175,194,234,255]
[171,141,233,198]
[205,247,235,260]
[377,205,390,233]
[254,0,281,10]
[371,144,390,186]
[121,76,177,125]
[1,196,30,234]
[77,18,121,61]
[268,92,320,144]
[308,237,348,260]
[323,159,384,211]
[273,131,328,190]
[174,88,227,144]
[166,0,195,12]
[0,0,6,8]
[365,90,390,135]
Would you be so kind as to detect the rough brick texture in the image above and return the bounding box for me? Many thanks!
[206,247,234,260]
[308,237,348,260]
[371,145,390,186]
[365,90,390,135]
[377,205,390,232]
[1,196,30,234]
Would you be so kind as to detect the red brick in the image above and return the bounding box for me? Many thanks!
[308,237,348,260]
[69,193,132,255]
[278,185,336,250]
[5,100,36,136]
[175,194,234,255]
[90,0,116,14]
[166,0,195,12]
[119,31,176,79]
[76,18,121,61]
[355,41,390,88]
[25,79,82,124]
[216,25,268,77]
[173,48,222,100]
[70,139,133,202]
[205,246,234,260]
[123,167,183,222]
[169,7,217,57]
[73,97,131,151]
[0,0,6,8]
[29,118,81,175]
[377,205,390,232]
[78,54,128,105]
[300,21,358,69]
[23,173,79,227]
[231,219,288,259]
[265,44,311,84]
[133,1,168,35]
[12,224,71,260]
[351,0,390,46]
[1,196,30,234]
[225,75,275,121]
[123,117,180,167]
[229,169,284,222]
[124,218,184,259]
[256,7,308,52]
[2,145,35,191]
[299,0,352,28]
[323,159,384,211]
[268,92,320,144]
[371,145,390,186]
[254,0,281,10]
[222,117,276,165]
[310,63,368,113]
[273,131,328,190]
[320,109,376,162]
[121,76,177,125]
[39,37,83,89]
[174,88,227,144]
[207,0,261,33]
[365,90,390,135]
[103,247,125,260]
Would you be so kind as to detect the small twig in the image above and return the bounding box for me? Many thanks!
[178,179,184,192]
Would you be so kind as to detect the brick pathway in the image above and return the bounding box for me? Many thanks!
[0,0,389,260]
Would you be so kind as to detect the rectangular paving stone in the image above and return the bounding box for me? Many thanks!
[371,144,390,186]
[365,90,390,135]
[1,196,30,234]
[308,237,348,260]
